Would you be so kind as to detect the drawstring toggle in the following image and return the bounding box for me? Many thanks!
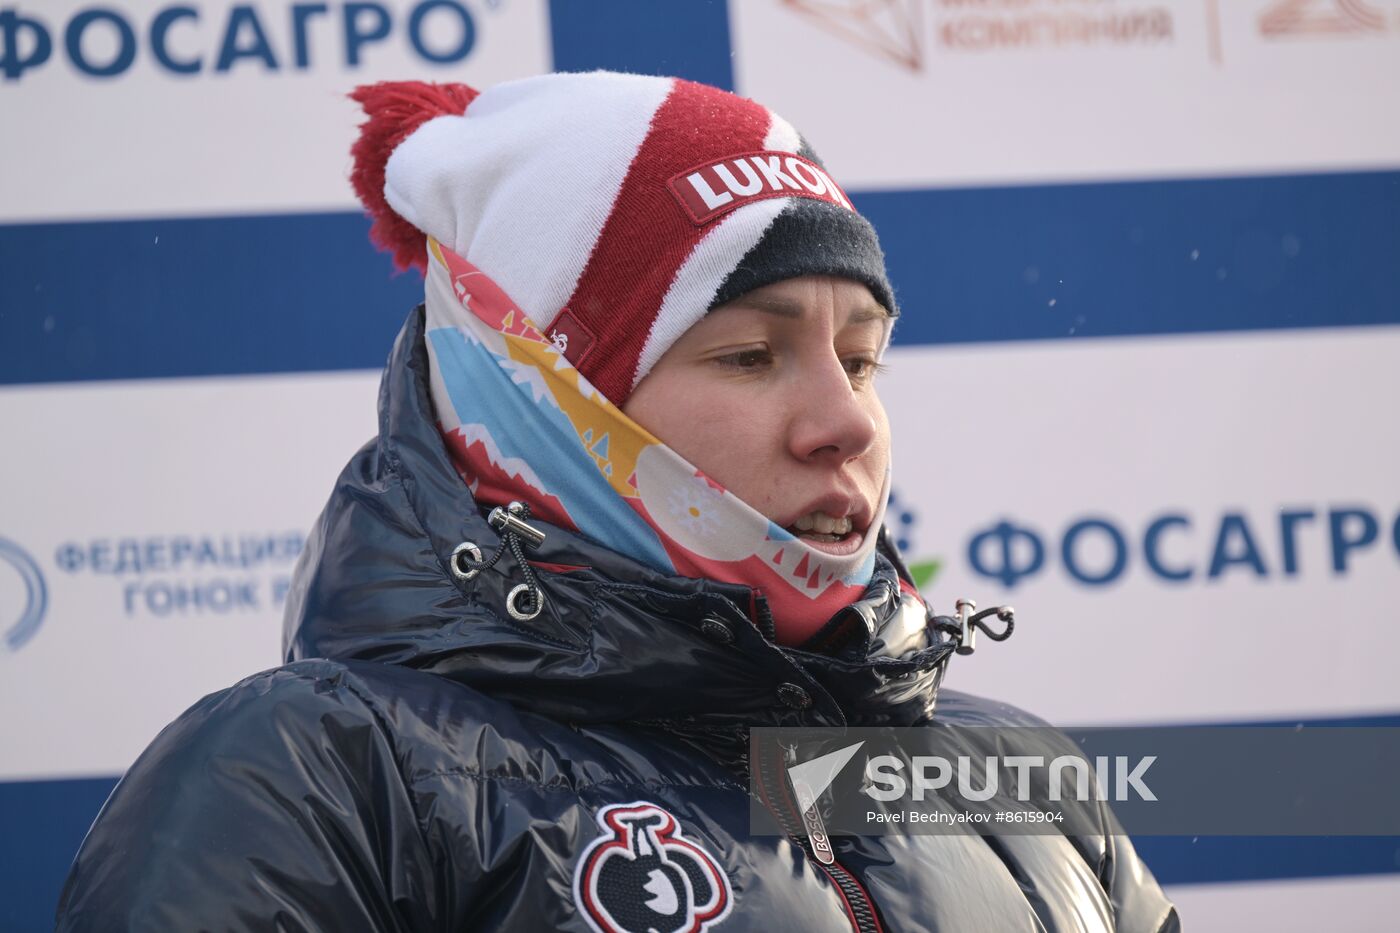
[450,501,549,621]
[938,598,1016,656]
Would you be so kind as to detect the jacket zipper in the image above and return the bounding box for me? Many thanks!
[755,742,884,933]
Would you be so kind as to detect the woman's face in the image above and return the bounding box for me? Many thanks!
[624,275,892,556]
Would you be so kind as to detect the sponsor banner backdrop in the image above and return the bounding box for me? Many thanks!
[730,0,1400,187]
[0,0,552,222]
[2,0,1398,927]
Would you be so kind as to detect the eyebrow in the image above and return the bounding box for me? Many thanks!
[734,295,891,324]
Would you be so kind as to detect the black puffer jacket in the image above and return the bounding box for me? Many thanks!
[57,308,1179,932]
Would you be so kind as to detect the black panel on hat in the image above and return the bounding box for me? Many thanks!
[709,196,898,317]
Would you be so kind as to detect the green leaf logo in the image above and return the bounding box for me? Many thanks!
[909,558,942,590]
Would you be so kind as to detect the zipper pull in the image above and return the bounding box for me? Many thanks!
[785,746,836,866]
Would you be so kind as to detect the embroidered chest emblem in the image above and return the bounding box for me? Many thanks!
[574,801,733,933]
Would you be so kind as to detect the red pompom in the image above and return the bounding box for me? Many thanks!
[349,81,480,273]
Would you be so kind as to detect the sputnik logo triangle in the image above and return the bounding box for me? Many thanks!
[787,741,866,802]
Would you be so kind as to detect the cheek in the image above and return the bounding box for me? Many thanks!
[686,391,786,511]
[667,385,776,465]
[630,379,707,440]
[625,377,783,488]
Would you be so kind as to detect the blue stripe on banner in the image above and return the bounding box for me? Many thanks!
[547,0,734,90]
[1137,836,1400,887]
[0,212,420,385]
[1,170,1397,386]
[863,169,1400,346]
[0,776,117,932]
[1132,710,1400,886]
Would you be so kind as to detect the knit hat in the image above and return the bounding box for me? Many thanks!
[350,71,896,404]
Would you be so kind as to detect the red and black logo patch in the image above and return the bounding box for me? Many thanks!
[573,801,733,933]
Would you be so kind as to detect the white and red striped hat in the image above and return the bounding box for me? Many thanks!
[350,71,896,404]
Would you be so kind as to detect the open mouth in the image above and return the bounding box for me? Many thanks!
[784,511,863,553]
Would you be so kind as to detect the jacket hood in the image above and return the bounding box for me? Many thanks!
[283,307,955,732]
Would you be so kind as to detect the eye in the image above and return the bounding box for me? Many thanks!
[844,356,886,383]
[715,348,772,370]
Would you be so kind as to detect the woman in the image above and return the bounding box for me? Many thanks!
[56,72,1178,932]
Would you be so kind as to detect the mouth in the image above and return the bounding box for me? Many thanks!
[783,507,870,556]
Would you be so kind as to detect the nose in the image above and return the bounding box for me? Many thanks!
[786,352,880,466]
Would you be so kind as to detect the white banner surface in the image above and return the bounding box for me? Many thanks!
[882,325,1400,724]
[731,0,1400,187]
